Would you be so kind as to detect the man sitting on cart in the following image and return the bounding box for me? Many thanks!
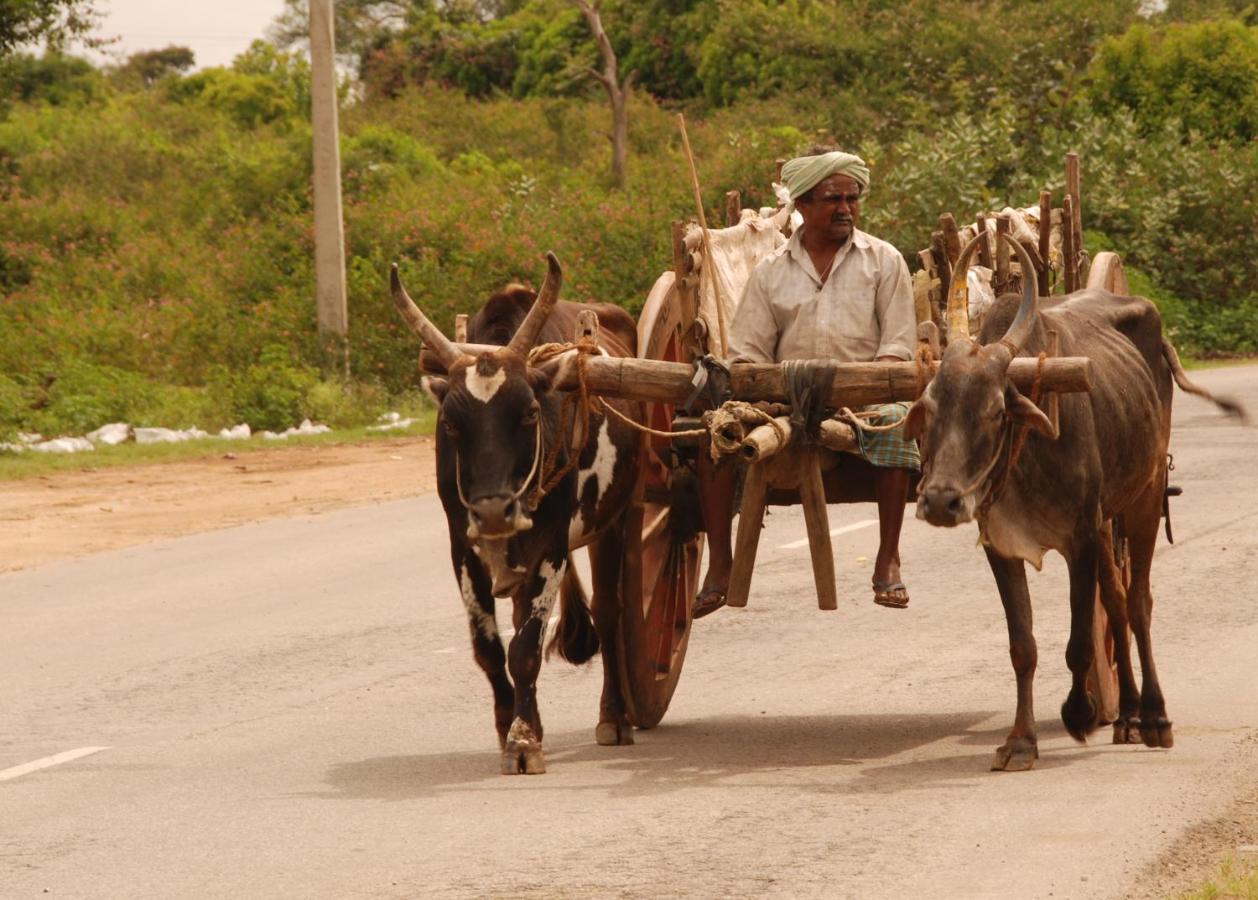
[695,147,920,616]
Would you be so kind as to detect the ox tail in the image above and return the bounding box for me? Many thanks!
[1162,338,1250,424]
[546,557,600,665]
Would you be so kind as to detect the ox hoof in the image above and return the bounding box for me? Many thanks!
[1112,717,1143,744]
[501,720,547,775]
[1061,690,1098,743]
[595,721,634,747]
[1140,718,1174,749]
[991,739,1038,772]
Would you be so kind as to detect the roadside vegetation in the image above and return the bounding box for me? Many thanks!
[1179,853,1258,899]
[1,0,1255,446]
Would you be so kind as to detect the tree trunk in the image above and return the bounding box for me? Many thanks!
[575,1,631,191]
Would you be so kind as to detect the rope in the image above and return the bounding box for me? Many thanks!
[1006,351,1048,471]
[523,339,708,509]
[703,400,786,461]
[976,350,1049,525]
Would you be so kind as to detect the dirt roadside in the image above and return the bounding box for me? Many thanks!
[0,437,437,574]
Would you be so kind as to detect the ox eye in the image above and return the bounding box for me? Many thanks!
[442,419,459,438]
[522,404,539,427]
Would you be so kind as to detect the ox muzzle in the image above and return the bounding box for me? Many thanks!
[916,481,981,528]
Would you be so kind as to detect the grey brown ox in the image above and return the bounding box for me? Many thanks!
[904,233,1245,771]
[391,253,642,775]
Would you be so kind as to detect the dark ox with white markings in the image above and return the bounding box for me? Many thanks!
[391,253,641,774]
[904,233,1246,771]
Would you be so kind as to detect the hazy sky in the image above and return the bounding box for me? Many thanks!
[75,0,290,70]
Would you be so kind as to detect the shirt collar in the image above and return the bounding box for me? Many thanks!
[787,227,871,276]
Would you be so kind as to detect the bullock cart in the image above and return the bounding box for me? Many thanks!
[407,152,1127,740]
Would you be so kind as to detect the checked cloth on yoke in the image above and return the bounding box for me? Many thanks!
[852,402,920,471]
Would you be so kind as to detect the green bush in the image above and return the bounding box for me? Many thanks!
[218,345,319,432]
[1087,18,1258,141]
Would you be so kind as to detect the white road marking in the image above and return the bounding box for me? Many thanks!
[0,746,109,782]
[777,518,878,550]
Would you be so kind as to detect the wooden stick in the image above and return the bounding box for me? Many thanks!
[724,190,741,227]
[727,461,768,608]
[676,113,728,355]
[939,213,962,265]
[1066,152,1081,237]
[738,417,857,463]
[976,215,994,269]
[930,230,951,309]
[1067,152,1085,286]
[995,215,1011,294]
[1038,189,1052,296]
[454,313,468,343]
[798,450,838,610]
[575,309,598,341]
[918,248,940,323]
[1062,194,1077,293]
[422,345,1095,405]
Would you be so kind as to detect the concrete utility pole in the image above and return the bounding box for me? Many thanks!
[310,0,348,359]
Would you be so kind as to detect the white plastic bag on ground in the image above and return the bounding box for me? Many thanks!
[134,426,208,444]
[86,423,131,445]
[218,424,251,440]
[31,436,95,453]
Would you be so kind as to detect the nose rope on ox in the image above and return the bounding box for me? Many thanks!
[454,420,544,539]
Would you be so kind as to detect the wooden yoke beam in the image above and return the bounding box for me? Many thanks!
[421,345,1093,406]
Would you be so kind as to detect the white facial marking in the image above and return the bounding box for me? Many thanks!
[459,566,499,639]
[464,365,506,404]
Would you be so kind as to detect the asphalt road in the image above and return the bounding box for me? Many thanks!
[3,366,1256,899]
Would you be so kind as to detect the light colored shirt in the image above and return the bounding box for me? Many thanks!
[727,227,916,364]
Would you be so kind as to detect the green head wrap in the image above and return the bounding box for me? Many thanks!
[781,150,870,202]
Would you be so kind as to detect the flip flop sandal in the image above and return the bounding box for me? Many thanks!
[873,581,910,609]
[693,587,728,619]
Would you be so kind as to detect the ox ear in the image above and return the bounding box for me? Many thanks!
[902,392,934,441]
[422,376,449,405]
[1006,384,1056,438]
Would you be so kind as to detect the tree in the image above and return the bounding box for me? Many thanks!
[1087,18,1258,141]
[118,45,195,88]
[0,0,100,57]
[573,0,632,189]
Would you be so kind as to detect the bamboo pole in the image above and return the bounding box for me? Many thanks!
[676,113,728,355]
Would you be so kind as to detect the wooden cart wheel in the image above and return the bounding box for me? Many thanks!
[616,272,703,729]
[1084,252,1130,723]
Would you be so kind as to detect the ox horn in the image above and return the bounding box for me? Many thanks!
[507,251,564,356]
[390,263,464,369]
[997,233,1039,354]
[945,231,987,341]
